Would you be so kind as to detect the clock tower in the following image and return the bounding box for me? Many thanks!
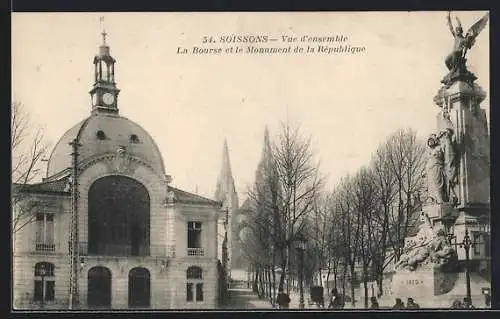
[89,28,120,114]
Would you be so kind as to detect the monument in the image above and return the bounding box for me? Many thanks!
[392,12,490,307]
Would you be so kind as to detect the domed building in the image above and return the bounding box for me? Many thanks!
[12,30,237,309]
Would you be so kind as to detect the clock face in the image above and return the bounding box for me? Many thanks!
[103,93,115,105]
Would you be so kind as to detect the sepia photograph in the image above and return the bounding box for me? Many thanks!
[11,11,491,310]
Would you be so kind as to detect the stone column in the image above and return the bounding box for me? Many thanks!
[433,74,490,259]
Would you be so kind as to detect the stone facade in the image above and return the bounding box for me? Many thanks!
[12,30,223,310]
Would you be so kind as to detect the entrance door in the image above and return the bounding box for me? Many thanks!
[87,267,112,308]
[128,268,150,308]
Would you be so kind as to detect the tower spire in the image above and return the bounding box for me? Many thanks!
[255,125,276,185]
[100,16,107,45]
[215,138,236,202]
[89,18,120,114]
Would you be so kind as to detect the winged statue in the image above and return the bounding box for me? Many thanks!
[445,12,489,71]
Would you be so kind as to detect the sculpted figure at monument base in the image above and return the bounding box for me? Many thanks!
[395,212,457,272]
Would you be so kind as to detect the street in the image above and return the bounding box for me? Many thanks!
[220,288,274,310]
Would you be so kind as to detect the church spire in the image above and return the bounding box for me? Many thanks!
[89,17,120,115]
[262,125,271,162]
[215,139,236,202]
[255,125,276,185]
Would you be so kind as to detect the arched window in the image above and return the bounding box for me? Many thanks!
[187,266,203,279]
[34,262,55,303]
[186,266,203,302]
[34,262,55,276]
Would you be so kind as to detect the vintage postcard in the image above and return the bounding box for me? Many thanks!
[11,11,490,310]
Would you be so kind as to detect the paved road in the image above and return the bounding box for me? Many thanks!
[221,288,274,310]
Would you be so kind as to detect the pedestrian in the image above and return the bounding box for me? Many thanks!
[392,298,405,309]
[463,297,475,309]
[370,296,380,309]
[485,292,491,307]
[451,299,463,309]
[327,288,343,309]
[406,297,420,309]
[276,288,291,310]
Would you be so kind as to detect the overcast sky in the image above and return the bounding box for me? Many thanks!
[12,11,489,201]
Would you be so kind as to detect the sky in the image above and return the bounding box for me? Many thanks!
[12,11,490,201]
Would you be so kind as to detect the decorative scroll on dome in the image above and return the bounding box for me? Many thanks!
[98,146,138,175]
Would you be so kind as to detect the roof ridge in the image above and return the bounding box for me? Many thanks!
[169,186,221,205]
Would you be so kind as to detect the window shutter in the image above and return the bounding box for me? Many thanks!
[34,280,43,301]
[196,283,204,301]
[46,281,55,301]
[186,283,193,301]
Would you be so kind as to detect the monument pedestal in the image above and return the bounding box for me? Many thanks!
[391,266,458,301]
[424,203,459,231]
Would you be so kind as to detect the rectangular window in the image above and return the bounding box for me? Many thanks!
[484,234,491,257]
[473,233,481,256]
[196,283,203,301]
[187,222,202,249]
[186,283,193,301]
[35,213,55,244]
[33,280,55,301]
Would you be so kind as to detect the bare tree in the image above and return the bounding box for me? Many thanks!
[350,167,379,308]
[243,121,323,297]
[273,121,323,292]
[11,101,50,234]
[384,129,426,262]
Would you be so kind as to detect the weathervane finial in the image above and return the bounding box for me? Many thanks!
[99,16,107,45]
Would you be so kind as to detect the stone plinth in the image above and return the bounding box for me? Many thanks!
[424,203,458,225]
[392,266,458,301]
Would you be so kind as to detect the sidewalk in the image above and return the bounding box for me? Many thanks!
[221,288,275,310]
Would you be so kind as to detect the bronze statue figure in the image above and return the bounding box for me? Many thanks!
[445,11,489,72]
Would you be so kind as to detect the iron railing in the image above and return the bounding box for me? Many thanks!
[34,241,56,252]
[187,248,204,256]
[68,242,176,258]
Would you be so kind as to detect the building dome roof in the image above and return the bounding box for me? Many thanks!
[46,113,166,178]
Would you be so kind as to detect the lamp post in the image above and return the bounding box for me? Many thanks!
[295,233,307,310]
[221,208,229,302]
[459,229,472,307]
[39,264,47,309]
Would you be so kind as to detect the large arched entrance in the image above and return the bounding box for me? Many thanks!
[87,266,112,308]
[88,175,150,256]
[128,267,151,308]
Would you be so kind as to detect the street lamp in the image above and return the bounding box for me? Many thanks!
[39,264,47,309]
[459,229,472,307]
[295,233,307,310]
[221,208,230,303]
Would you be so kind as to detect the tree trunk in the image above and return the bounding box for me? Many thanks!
[350,263,356,307]
[267,266,272,303]
[341,261,347,297]
[363,268,369,309]
[377,275,383,297]
[272,265,277,307]
[253,267,259,293]
[258,268,265,298]
[333,262,338,289]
